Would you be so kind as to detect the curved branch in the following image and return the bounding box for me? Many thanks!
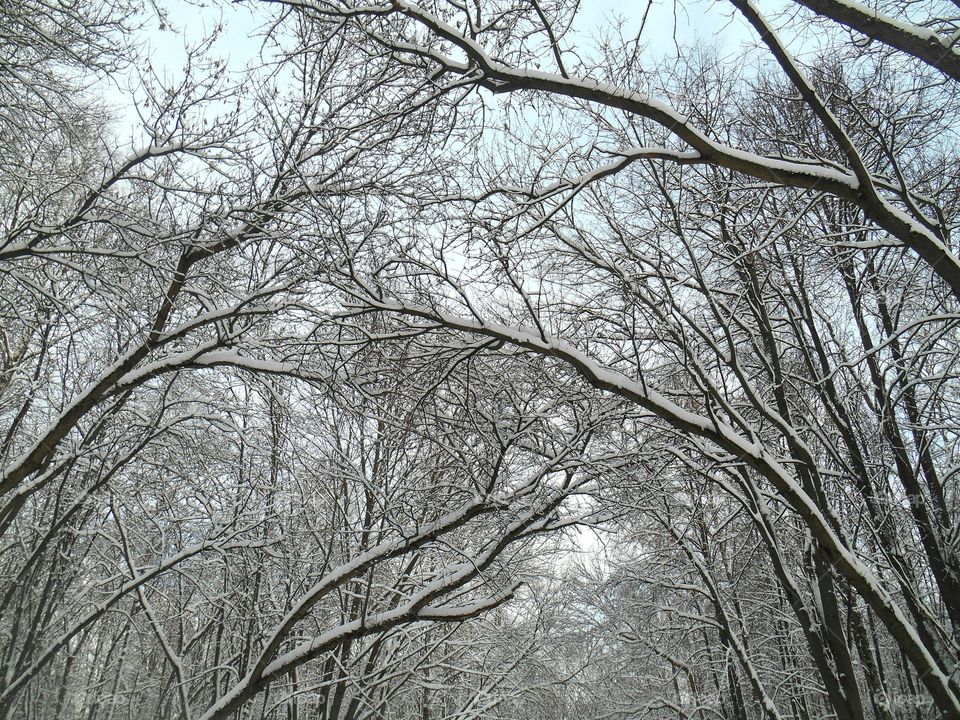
[791,0,960,81]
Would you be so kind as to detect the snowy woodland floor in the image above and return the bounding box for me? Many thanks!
[2,0,960,718]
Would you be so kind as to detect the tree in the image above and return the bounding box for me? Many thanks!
[2,0,959,718]
[1,2,602,717]
[268,0,959,717]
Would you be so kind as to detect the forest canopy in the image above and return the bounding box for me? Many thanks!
[1,0,959,719]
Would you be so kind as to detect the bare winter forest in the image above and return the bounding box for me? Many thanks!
[1,0,959,718]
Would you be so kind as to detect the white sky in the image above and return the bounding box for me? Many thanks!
[128,0,756,96]
[575,0,753,56]
[99,0,759,146]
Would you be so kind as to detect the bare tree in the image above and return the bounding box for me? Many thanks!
[3,0,959,718]
[265,1,959,717]
[1,2,602,717]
